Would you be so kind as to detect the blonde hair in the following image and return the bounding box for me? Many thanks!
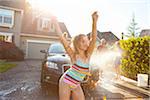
[73,34,86,55]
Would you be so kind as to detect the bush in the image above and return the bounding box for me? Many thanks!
[0,41,24,61]
[120,36,150,80]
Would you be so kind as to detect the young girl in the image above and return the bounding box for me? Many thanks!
[54,11,98,100]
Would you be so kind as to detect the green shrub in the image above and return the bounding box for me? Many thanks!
[120,36,150,80]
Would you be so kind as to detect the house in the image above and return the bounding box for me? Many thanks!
[0,0,24,46]
[88,31,119,47]
[97,31,119,45]
[0,0,71,59]
[140,29,150,37]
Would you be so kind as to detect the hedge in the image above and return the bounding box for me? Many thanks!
[120,36,150,80]
[0,41,24,61]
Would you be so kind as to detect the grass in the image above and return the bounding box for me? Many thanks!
[0,60,17,73]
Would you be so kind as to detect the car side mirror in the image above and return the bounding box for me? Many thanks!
[40,50,47,53]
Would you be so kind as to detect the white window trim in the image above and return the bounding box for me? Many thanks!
[38,18,50,31]
[41,18,50,29]
[50,23,55,32]
[37,17,55,32]
[0,8,14,28]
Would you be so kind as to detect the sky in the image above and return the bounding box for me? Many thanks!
[28,0,150,38]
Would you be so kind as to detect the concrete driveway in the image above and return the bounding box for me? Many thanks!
[0,59,58,100]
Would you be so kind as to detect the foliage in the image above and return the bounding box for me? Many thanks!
[120,36,150,80]
[0,41,24,61]
[126,14,140,37]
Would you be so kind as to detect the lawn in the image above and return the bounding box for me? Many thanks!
[0,60,17,73]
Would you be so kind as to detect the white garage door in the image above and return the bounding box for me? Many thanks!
[27,41,51,59]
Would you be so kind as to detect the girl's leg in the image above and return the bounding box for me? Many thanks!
[59,76,71,100]
[72,85,85,100]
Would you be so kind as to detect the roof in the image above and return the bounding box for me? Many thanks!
[97,31,119,42]
[88,30,119,44]
[140,29,150,37]
[21,17,70,37]
[0,0,25,9]
[58,22,71,38]
[0,0,71,38]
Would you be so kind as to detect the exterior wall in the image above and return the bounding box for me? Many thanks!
[14,10,23,47]
[0,6,23,47]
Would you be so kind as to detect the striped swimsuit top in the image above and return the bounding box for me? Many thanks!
[63,59,91,88]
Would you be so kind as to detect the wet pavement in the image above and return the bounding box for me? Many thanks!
[0,60,149,100]
[0,60,58,100]
[92,66,150,100]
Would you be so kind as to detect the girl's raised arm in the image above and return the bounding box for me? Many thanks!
[87,11,99,57]
[53,19,75,60]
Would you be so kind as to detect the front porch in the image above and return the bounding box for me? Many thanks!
[0,32,13,42]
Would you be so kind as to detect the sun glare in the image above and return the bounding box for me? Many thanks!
[26,0,149,37]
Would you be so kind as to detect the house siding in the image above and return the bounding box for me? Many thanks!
[0,6,23,47]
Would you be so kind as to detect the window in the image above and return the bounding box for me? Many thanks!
[0,8,14,28]
[42,19,50,30]
[50,23,55,32]
[4,16,12,24]
[0,15,2,23]
[37,17,55,32]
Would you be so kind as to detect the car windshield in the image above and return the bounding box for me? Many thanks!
[48,43,66,54]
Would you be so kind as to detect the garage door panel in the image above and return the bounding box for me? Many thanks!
[28,42,50,59]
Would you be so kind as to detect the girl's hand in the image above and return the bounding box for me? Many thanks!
[92,11,98,22]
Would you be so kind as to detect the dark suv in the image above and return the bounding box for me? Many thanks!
[40,43,70,85]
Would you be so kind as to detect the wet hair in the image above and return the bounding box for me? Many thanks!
[73,34,87,54]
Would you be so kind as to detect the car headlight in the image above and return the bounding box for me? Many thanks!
[46,62,58,69]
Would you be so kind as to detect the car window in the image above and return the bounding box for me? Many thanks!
[48,43,66,54]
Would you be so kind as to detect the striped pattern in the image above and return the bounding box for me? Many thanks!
[63,60,90,88]
[73,64,89,71]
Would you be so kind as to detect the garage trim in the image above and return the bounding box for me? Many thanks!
[26,40,56,58]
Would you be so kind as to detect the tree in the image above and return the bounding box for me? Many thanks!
[125,14,140,37]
